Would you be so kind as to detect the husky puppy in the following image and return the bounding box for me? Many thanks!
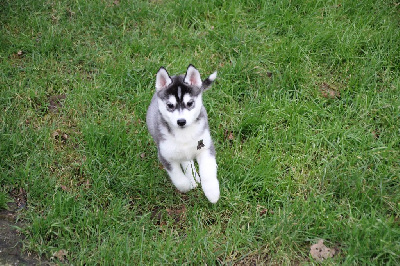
[146,65,220,203]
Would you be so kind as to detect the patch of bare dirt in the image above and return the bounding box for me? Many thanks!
[48,94,66,113]
[151,205,187,228]
[0,200,49,265]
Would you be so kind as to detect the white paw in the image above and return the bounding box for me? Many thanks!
[173,178,192,193]
[202,180,220,204]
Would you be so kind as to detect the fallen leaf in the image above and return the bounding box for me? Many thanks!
[52,249,68,262]
[320,82,340,99]
[310,239,336,262]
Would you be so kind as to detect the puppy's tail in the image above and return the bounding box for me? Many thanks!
[201,71,217,90]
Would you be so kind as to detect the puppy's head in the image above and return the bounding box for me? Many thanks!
[155,65,217,129]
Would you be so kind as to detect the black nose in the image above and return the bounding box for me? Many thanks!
[177,119,186,127]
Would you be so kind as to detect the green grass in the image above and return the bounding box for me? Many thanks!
[0,191,9,210]
[1,0,399,264]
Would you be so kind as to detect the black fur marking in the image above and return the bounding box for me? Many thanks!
[197,139,205,150]
[201,78,213,89]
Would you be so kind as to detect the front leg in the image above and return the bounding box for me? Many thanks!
[159,153,194,193]
[197,149,220,203]
[166,161,196,193]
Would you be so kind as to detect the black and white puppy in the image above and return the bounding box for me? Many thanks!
[146,65,219,203]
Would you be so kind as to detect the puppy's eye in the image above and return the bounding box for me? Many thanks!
[187,100,194,108]
[166,103,174,110]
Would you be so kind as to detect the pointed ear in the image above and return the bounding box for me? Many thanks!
[155,67,172,91]
[201,71,217,90]
[184,64,202,87]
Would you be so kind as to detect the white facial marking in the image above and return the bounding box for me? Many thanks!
[168,96,177,105]
[183,94,191,105]
[178,86,182,100]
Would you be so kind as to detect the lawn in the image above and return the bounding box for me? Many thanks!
[1,0,399,264]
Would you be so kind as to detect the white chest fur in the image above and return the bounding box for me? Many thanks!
[159,123,212,162]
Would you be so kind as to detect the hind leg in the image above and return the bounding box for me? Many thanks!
[181,160,200,187]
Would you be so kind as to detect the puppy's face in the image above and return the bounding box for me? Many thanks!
[157,84,203,128]
[154,65,216,129]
